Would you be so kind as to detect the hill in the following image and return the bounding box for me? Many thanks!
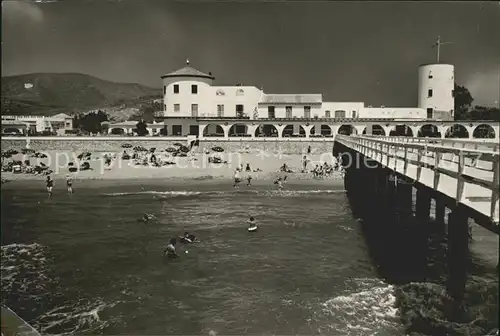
[1,73,162,120]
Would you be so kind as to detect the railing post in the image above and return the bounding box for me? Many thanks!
[433,147,441,190]
[416,148,423,181]
[403,146,408,175]
[456,150,465,204]
[491,155,499,221]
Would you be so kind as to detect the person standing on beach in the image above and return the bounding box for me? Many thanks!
[45,176,54,197]
[66,174,73,194]
[246,171,252,186]
[233,169,241,188]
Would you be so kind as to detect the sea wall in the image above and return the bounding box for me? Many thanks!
[1,137,335,154]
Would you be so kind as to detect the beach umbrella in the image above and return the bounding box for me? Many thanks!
[174,142,183,147]
[179,145,190,153]
[212,146,224,153]
[165,147,177,153]
[21,148,35,154]
[121,143,133,148]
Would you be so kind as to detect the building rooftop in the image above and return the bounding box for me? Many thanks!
[259,94,323,104]
[161,60,215,80]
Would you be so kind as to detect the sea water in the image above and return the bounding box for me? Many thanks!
[1,180,497,335]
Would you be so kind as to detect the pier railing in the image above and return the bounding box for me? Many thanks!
[362,135,500,151]
[336,135,500,228]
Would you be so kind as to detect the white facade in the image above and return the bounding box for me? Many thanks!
[418,64,455,119]
[1,114,73,134]
[159,62,453,121]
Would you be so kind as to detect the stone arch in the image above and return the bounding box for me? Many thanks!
[202,124,224,137]
[389,125,413,136]
[319,124,334,137]
[110,128,126,135]
[337,124,356,135]
[472,124,495,139]
[418,124,441,138]
[362,124,386,136]
[255,124,279,137]
[282,124,306,137]
[228,123,249,137]
[444,124,469,138]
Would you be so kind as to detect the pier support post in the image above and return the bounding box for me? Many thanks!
[416,187,432,222]
[447,205,469,303]
[396,179,413,222]
[435,196,446,225]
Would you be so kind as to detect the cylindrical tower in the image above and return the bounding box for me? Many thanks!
[418,64,454,120]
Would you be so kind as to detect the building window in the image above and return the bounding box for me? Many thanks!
[172,125,182,135]
[191,104,198,117]
[164,104,167,111]
[268,106,275,119]
[427,108,433,119]
[428,72,433,79]
[191,85,198,94]
[334,110,346,118]
[216,89,225,96]
[236,104,244,117]
[428,89,433,97]
[217,104,224,117]
[163,86,166,94]
[174,104,180,112]
[286,106,292,118]
[325,110,331,118]
[173,84,179,94]
[236,89,244,96]
[352,110,357,118]
[452,89,455,97]
[304,106,311,118]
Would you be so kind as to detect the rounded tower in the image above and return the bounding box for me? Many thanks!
[418,64,455,120]
[161,59,215,117]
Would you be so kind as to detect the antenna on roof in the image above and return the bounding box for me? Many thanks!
[186,59,190,66]
[432,36,452,63]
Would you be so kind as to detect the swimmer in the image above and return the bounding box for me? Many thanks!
[181,232,198,243]
[66,174,73,194]
[142,213,157,223]
[246,172,252,186]
[45,176,54,197]
[164,238,179,258]
[247,216,257,229]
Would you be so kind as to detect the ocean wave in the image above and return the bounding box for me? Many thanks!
[102,189,346,197]
[318,282,401,335]
[1,243,51,298]
[35,298,120,336]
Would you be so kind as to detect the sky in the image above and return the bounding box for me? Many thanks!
[2,0,500,107]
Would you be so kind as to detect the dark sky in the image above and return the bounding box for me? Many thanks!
[2,0,500,107]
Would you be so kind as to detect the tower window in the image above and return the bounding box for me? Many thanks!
[163,86,166,94]
[325,110,331,118]
[304,106,311,118]
[173,84,179,94]
[428,89,433,98]
[174,104,180,112]
[286,106,292,118]
[191,85,198,94]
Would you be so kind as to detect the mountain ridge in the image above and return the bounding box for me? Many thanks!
[1,72,162,121]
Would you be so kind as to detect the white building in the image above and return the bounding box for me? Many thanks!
[156,60,454,136]
[1,113,74,135]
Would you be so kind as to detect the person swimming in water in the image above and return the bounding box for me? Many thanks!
[142,213,157,223]
[164,238,179,258]
[46,176,54,197]
[181,232,198,243]
[247,216,257,229]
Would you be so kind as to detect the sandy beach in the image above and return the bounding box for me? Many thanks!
[1,149,344,185]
